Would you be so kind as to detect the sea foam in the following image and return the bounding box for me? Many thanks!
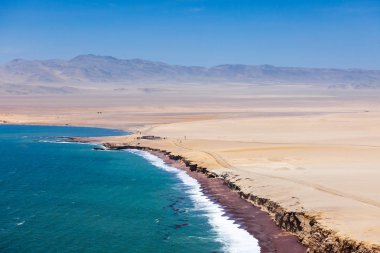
[128,150,261,253]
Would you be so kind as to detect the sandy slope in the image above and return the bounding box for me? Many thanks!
[1,83,379,248]
[139,113,380,244]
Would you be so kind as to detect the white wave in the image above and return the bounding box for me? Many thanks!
[47,140,92,145]
[128,150,260,253]
[39,140,99,146]
[16,221,25,226]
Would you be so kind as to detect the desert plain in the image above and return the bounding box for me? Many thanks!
[1,82,380,250]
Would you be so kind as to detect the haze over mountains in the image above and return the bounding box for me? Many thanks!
[1,54,379,94]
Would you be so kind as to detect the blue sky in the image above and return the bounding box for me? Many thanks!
[0,0,379,68]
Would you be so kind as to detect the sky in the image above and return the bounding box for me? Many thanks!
[0,0,379,69]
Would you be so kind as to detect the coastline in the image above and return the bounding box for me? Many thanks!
[100,143,307,253]
[99,141,380,253]
[147,148,307,253]
[1,123,306,251]
[4,120,380,252]
[4,125,256,252]
[67,135,305,252]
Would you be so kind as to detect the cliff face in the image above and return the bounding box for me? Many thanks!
[226,179,380,253]
[102,143,380,253]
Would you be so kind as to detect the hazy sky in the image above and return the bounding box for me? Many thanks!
[0,0,379,68]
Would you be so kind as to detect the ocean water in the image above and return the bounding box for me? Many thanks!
[0,125,259,253]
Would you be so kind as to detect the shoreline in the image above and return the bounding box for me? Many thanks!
[148,149,307,253]
[101,142,380,253]
[5,123,380,252]
[102,143,307,253]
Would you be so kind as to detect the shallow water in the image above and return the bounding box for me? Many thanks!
[0,125,259,253]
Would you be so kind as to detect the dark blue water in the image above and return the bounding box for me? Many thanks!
[0,125,252,253]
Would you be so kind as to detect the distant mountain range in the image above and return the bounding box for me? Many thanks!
[1,54,379,87]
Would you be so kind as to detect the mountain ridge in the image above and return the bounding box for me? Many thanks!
[1,54,379,87]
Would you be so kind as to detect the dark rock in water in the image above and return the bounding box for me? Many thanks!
[93,147,105,151]
[174,224,189,229]
[56,136,77,142]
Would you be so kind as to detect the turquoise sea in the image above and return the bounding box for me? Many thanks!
[0,125,259,253]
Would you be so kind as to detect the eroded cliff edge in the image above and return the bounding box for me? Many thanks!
[102,142,380,253]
